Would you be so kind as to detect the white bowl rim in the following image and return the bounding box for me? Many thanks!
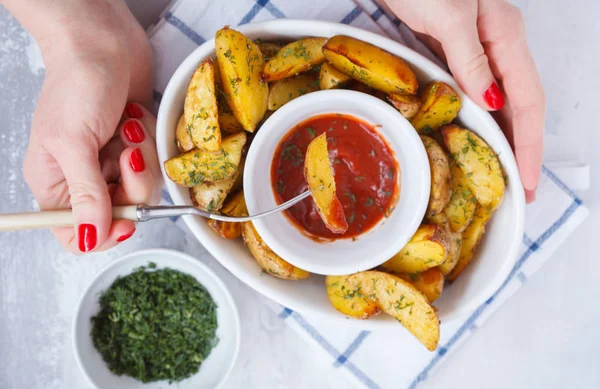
[156,19,526,327]
[72,248,241,389]
[243,89,430,275]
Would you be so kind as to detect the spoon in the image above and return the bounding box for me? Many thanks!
[0,190,312,231]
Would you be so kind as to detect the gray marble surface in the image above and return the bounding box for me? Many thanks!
[1,1,599,388]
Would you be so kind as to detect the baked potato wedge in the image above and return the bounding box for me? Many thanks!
[421,136,452,216]
[215,27,268,133]
[190,157,245,212]
[242,222,310,280]
[257,41,283,61]
[438,227,462,276]
[328,271,439,350]
[396,268,444,303]
[382,224,451,273]
[441,124,505,210]
[325,275,381,319]
[319,62,351,90]
[261,37,327,82]
[387,93,422,119]
[175,114,194,152]
[207,191,248,239]
[218,111,244,134]
[322,35,418,94]
[304,133,348,234]
[267,73,320,111]
[164,131,247,187]
[184,58,221,151]
[411,81,461,134]
[444,163,477,233]
[448,205,491,281]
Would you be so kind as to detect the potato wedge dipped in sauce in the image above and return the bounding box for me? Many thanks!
[271,113,399,240]
[304,133,348,234]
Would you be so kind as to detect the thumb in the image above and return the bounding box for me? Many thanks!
[433,15,505,111]
[53,138,112,253]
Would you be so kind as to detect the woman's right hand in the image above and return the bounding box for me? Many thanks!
[6,0,162,253]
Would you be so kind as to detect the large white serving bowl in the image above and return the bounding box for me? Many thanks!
[156,19,525,328]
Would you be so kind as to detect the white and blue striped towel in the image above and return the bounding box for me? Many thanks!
[147,1,590,388]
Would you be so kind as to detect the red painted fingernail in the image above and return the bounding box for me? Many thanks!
[483,82,505,110]
[78,224,97,252]
[117,228,136,242]
[123,121,145,143]
[130,148,146,172]
[125,103,144,119]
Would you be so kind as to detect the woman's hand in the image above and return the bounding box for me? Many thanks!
[385,0,545,202]
[6,0,162,253]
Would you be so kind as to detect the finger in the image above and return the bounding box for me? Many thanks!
[120,118,162,188]
[123,102,157,139]
[414,31,447,64]
[430,1,505,111]
[113,146,161,206]
[48,136,112,253]
[99,137,124,184]
[479,1,545,195]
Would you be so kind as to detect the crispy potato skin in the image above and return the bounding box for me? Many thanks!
[207,191,248,239]
[387,93,422,119]
[319,62,351,90]
[444,163,477,233]
[184,58,221,151]
[190,171,238,212]
[421,136,452,217]
[267,74,320,111]
[261,37,327,82]
[382,224,451,273]
[325,275,381,319]
[396,268,444,303]
[411,82,461,134]
[441,124,505,210]
[242,222,310,280]
[329,271,439,351]
[438,227,462,276]
[448,205,491,281]
[304,133,348,234]
[164,132,246,187]
[215,27,268,133]
[257,41,283,61]
[323,35,418,94]
[175,114,194,152]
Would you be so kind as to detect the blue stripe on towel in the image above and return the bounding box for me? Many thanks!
[240,0,286,25]
[334,331,370,367]
[165,12,206,45]
[341,6,363,25]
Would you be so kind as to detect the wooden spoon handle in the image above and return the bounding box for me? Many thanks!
[0,205,139,231]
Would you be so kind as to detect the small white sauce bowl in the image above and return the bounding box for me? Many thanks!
[244,90,430,275]
[73,249,240,389]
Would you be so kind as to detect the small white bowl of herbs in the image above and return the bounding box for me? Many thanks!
[73,249,240,389]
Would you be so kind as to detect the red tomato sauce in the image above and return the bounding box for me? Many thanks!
[271,113,399,241]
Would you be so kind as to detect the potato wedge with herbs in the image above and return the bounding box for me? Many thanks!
[411,81,461,134]
[319,62,351,90]
[382,224,451,274]
[421,136,452,216]
[439,227,462,276]
[175,114,194,152]
[448,205,491,281]
[261,37,327,82]
[207,191,248,239]
[257,41,283,61]
[396,268,445,303]
[267,73,320,111]
[190,157,245,212]
[444,163,477,233]
[304,133,348,234]
[218,111,244,134]
[387,93,422,119]
[164,132,246,187]
[327,271,439,350]
[323,35,418,94]
[184,58,221,151]
[325,275,381,319]
[441,124,505,210]
[215,27,268,133]
[242,222,310,280]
